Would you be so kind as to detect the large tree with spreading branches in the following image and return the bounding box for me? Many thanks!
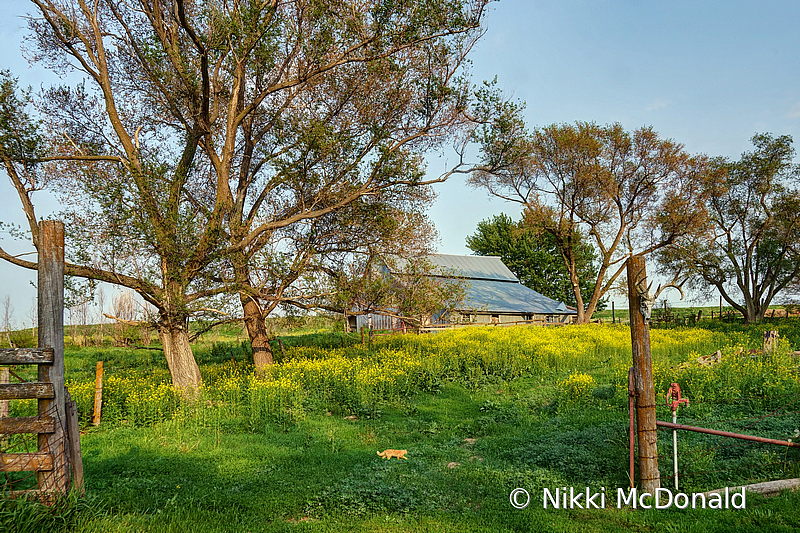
[659,133,800,323]
[470,114,711,323]
[0,0,494,390]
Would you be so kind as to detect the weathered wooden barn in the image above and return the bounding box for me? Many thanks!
[350,254,576,331]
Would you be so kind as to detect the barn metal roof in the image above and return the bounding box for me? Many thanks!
[387,254,575,316]
[424,254,518,282]
[456,278,574,315]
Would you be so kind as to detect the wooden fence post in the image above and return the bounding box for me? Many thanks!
[628,367,636,489]
[763,331,779,353]
[37,220,68,493]
[93,361,103,426]
[626,255,660,494]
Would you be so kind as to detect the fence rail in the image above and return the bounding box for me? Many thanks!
[0,348,54,365]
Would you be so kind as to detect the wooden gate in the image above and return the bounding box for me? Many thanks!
[0,221,83,499]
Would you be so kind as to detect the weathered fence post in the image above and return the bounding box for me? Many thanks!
[37,220,68,493]
[93,361,103,426]
[763,331,779,353]
[626,255,660,494]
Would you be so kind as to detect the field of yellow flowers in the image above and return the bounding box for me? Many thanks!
[52,323,799,428]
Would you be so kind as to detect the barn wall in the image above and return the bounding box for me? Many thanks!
[353,310,575,331]
[354,313,404,332]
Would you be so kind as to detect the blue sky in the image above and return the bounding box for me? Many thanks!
[431,0,800,256]
[2,0,800,322]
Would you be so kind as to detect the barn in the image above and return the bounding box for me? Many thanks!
[350,254,576,331]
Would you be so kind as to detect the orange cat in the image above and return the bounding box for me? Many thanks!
[377,449,407,460]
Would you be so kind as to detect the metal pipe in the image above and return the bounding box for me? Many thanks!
[672,410,679,490]
[656,421,800,448]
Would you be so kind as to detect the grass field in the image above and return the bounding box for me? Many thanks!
[2,320,800,532]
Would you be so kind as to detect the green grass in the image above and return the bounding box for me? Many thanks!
[3,321,800,532]
[67,387,800,532]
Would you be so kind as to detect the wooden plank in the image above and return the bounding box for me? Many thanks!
[0,452,54,472]
[0,416,55,434]
[0,348,54,365]
[0,382,55,400]
[65,392,84,494]
[6,489,60,504]
[703,478,800,497]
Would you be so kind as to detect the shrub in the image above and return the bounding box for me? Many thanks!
[558,372,597,409]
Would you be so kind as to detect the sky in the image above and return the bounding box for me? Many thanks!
[2,0,800,323]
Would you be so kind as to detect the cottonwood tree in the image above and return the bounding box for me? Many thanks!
[0,0,493,389]
[201,1,491,369]
[466,213,599,308]
[659,134,800,323]
[470,116,710,323]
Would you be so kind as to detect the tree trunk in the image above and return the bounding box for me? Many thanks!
[158,324,202,392]
[241,293,274,375]
[230,248,275,373]
[741,294,767,324]
[567,258,589,324]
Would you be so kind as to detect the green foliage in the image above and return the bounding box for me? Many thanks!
[650,345,800,410]
[308,458,437,516]
[0,490,98,533]
[9,328,36,348]
[62,324,732,430]
[470,117,710,322]
[466,213,601,308]
[557,371,597,410]
[0,70,42,170]
[660,133,800,322]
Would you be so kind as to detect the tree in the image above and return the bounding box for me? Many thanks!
[470,117,710,323]
[466,213,599,308]
[1,295,14,348]
[659,134,800,323]
[0,0,493,389]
